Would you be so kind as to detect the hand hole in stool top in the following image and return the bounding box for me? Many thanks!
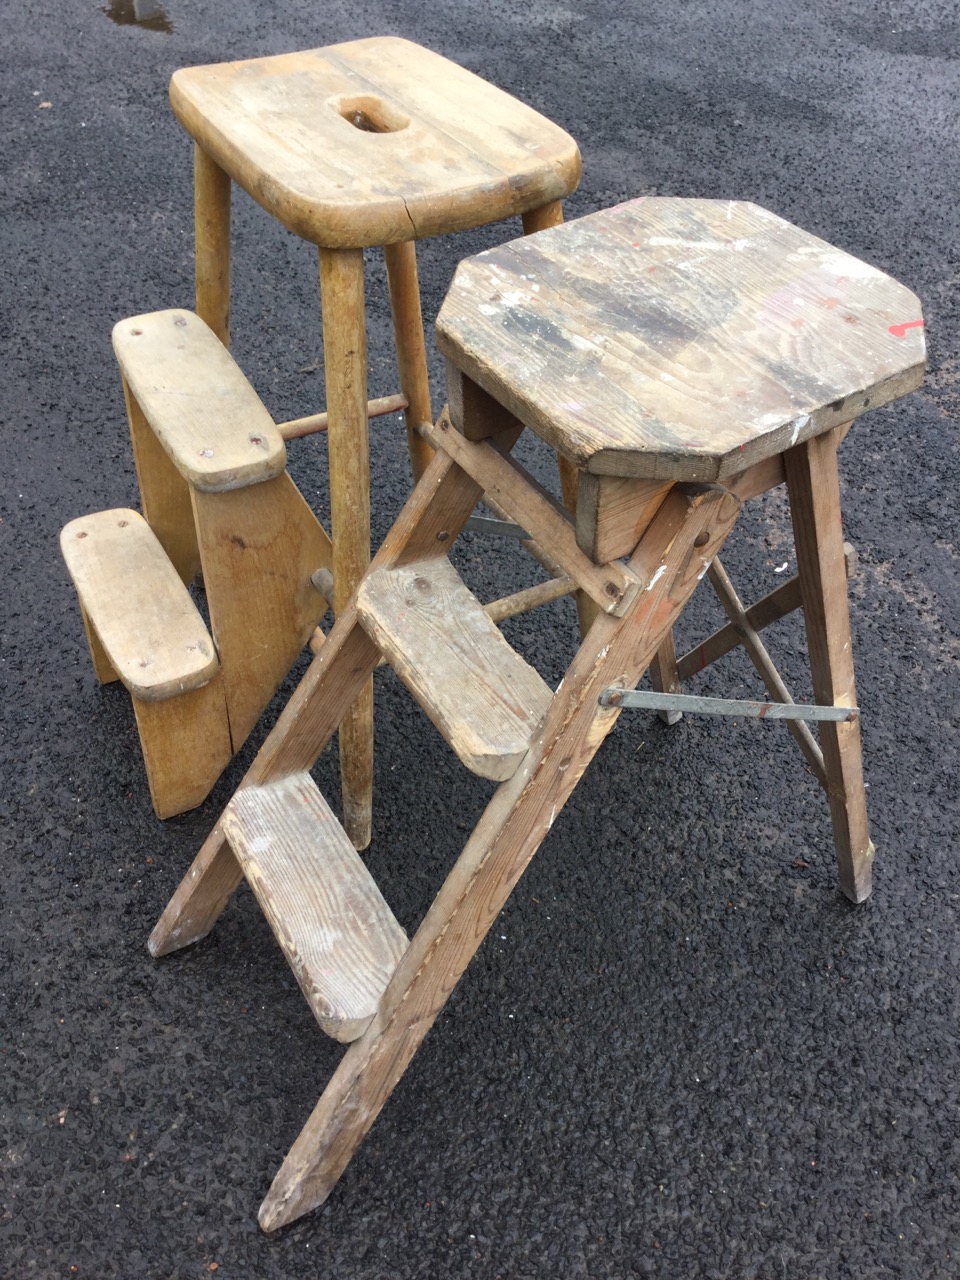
[330,94,410,135]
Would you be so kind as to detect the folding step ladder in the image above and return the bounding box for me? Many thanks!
[147,196,924,1230]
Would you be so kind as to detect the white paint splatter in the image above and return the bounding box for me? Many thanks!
[478,303,499,316]
[646,564,667,590]
[789,413,810,446]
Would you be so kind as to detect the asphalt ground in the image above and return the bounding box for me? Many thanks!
[2,1,959,1276]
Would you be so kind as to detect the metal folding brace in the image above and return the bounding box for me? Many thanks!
[598,689,858,723]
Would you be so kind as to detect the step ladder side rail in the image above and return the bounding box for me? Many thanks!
[148,442,502,957]
[257,483,742,1231]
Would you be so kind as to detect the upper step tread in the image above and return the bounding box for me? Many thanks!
[356,557,553,781]
[222,772,408,1044]
[112,309,286,492]
[60,508,218,699]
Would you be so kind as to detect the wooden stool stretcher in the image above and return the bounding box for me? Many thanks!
[148,197,925,1229]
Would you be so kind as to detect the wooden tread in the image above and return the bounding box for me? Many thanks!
[221,773,408,1043]
[60,508,219,700]
[356,558,552,780]
[113,309,286,492]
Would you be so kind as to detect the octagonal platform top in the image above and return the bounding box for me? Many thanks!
[170,37,581,249]
[436,198,926,481]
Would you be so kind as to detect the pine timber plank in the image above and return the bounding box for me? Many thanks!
[222,773,408,1043]
[113,309,285,492]
[357,558,553,780]
[575,472,674,561]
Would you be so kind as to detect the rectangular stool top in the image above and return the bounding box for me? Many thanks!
[437,198,926,481]
[171,37,581,248]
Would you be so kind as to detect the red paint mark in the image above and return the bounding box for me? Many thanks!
[888,319,925,338]
[818,297,841,309]
[698,642,708,673]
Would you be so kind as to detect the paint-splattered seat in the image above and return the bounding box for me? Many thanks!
[436,198,925,483]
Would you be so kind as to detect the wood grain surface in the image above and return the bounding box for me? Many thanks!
[60,508,218,700]
[169,37,581,248]
[222,773,408,1043]
[437,198,926,480]
[357,558,553,780]
[113,309,285,492]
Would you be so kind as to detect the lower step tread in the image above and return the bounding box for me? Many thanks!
[60,508,218,699]
[357,558,553,780]
[222,773,408,1043]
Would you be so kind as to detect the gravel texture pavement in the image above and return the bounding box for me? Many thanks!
[2,1,958,1276]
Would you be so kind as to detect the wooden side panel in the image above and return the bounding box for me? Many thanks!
[222,773,408,1043]
[122,377,200,585]
[193,475,333,751]
[446,363,524,442]
[576,472,674,561]
[357,558,553,780]
[134,675,232,818]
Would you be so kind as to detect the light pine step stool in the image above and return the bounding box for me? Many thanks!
[167,35,583,847]
[62,308,332,818]
[147,197,924,1230]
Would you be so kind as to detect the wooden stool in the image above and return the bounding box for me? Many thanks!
[166,36,582,846]
[147,198,924,1229]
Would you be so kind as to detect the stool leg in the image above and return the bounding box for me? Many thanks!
[384,241,434,483]
[256,483,742,1231]
[521,201,579,513]
[194,144,231,347]
[522,200,598,635]
[784,427,873,903]
[319,247,374,850]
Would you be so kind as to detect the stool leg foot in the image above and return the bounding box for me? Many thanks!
[384,240,434,483]
[256,482,742,1231]
[194,144,231,347]
[650,631,684,725]
[320,247,374,850]
[785,427,873,903]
